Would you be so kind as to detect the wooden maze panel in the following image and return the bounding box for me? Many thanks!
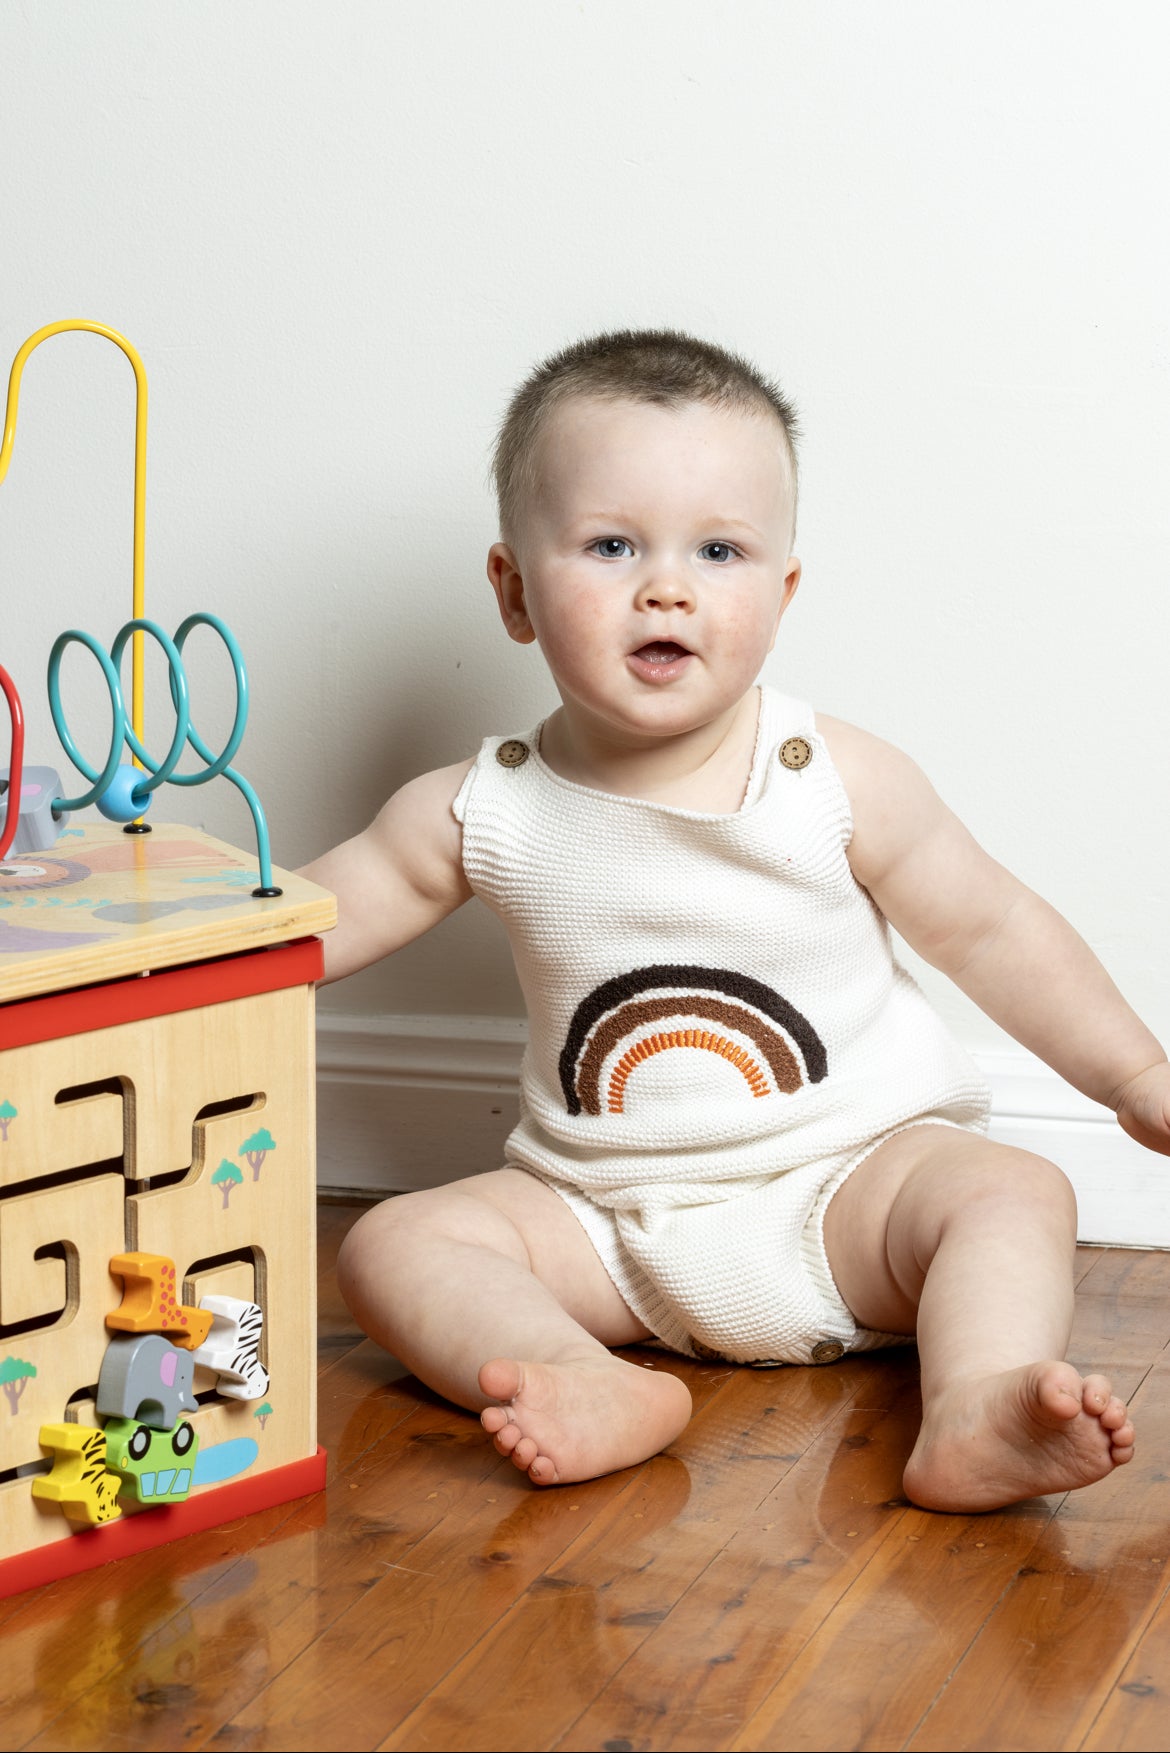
[0,1047,123,1188]
[0,980,318,1564]
[0,1175,124,1471]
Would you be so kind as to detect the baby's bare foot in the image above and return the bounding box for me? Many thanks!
[904,1362,1135,1513]
[479,1351,692,1485]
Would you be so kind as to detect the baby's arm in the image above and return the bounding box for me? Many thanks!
[818,715,1170,1149]
[298,758,474,984]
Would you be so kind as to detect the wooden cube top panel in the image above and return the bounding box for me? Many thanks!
[0,824,336,1001]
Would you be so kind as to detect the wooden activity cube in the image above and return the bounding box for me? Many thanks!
[0,823,335,1597]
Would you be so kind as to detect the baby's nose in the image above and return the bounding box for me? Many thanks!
[636,570,694,611]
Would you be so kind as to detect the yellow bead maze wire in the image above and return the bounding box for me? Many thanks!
[1,320,149,754]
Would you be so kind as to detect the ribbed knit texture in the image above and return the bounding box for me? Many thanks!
[454,688,990,1364]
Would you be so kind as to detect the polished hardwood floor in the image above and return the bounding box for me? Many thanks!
[3,1204,1170,1752]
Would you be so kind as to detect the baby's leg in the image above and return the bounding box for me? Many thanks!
[822,1127,1135,1512]
[336,1169,692,1485]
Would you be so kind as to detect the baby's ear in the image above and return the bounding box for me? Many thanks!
[766,556,802,652]
[487,543,538,644]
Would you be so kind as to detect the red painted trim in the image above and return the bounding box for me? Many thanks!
[0,937,323,1050]
[0,1446,327,1600]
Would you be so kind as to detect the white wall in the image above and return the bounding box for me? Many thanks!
[3,1,1167,1075]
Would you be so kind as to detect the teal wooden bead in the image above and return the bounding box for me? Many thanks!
[96,763,152,823]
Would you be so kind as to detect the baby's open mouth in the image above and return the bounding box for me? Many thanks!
[632,641,692,664]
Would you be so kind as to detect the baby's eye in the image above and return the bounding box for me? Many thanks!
[698,541,739,564]
[590,538,633,559]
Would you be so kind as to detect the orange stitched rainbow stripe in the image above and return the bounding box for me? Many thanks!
[607,1029,771,1113]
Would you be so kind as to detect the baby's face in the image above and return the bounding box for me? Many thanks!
[489,396,800,747]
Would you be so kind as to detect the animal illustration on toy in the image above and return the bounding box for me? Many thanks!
[0,321,335,1596]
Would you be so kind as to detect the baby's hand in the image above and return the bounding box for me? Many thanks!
[1115,1062,1170,1156]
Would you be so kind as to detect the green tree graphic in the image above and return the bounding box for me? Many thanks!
[211,1159,244,1209]
[0,1100,16,1142]
[254,1401,274,1430]
[240,1127,276,1181]
[0,1356,36,1414]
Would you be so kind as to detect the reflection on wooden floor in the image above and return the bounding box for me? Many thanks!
[2,1204,1170,1751]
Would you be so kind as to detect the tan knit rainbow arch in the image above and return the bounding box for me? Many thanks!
[559,965,827,1118]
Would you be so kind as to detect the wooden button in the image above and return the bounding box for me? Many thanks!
[810,1339,845,1365]
[496,739,530,769]
[779,736,812,770]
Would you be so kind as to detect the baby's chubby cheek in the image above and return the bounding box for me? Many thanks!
[535,620,610,690]
[525,585,611,668]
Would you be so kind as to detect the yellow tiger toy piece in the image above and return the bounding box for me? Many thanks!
[32,1423,123,1528]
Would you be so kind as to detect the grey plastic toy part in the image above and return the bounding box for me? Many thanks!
[96,1332,199,1430]
[0,766,65,854]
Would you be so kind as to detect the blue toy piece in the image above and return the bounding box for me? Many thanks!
[0,765,66,854]
[94,762,152,824]
[96,1332,198,1430]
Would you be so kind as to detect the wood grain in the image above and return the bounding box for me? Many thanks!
[0,823,335,1001]
[2,1220,1170,1753]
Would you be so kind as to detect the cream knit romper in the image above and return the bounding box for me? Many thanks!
[453,687,990,1367]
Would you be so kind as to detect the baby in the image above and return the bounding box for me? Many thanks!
[301,329,1169,1512]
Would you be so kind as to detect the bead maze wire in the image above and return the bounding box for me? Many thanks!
[0,321,281,896]
[0,664,25,862]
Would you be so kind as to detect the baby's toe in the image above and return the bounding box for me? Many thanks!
[481,1405,509,1436]
[529,1454,557,1484]
[511,1434,539,1470]
[1100,1395,1130,1431]
[492,1421,523,1456]
[1081,1373,1112,1414]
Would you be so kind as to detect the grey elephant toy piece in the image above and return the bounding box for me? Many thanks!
[96,1333,199,1430]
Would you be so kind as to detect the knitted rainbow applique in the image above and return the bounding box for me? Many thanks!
[558,964,828,1117]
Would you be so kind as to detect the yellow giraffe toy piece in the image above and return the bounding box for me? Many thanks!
[32,1423,123,1527]
[106,1252,213,1350]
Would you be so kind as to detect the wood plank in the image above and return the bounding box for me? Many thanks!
[0,1490,316,1747]
[561,1249,1170,1753]
[6,1344,421,1748]
[1069,1248,1170,1362]
[19,1392,504,1752]
[314,1200,367,1363]
[910,1354,1170,1753]
[214,1353,741,1753]
[556,1353,925,1753]
[384,1353,911,1753]
[723,1269,1170,1752]
[728,1500,1060,1751]
[4,1215,1167,1753]
[1081,1574,1170,1751]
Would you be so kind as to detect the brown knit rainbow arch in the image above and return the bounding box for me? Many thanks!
[559,965,827,1117]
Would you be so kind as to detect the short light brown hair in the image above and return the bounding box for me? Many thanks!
[492,328,800,544]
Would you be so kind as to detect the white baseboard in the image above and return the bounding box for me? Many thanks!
[314,1016,1168,1248]
[314,1013,526,1199]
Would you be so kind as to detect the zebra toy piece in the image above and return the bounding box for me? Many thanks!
[192,1296,270,1401]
